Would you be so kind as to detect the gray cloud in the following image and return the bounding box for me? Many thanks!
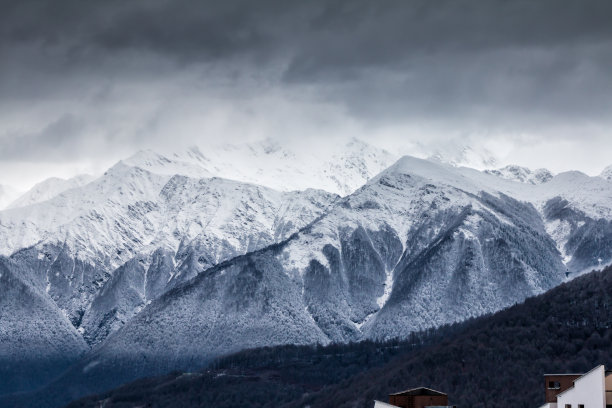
[0,114,86,159]
[4,1,611,63]
[0,0,611,180]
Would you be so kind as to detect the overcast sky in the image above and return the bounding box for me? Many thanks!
[1,0,612,189]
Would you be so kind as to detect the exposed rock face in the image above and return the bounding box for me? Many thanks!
[486,165,553,185]
[543,197,612,272]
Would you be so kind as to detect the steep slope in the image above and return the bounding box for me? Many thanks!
[0,161,337,349]
[0,163,168,260]
[0,257,88,396]
[40,248,331,404]
[2,153,611,407]
[292,265,612,408]
[532,172,612,273]
[279,157,566,338]
[7,174,94,209]
[23,157,572,404]
[406,162,612,274]
[61,266,612,408]
[0,139,393,350]
[76,178,337,346]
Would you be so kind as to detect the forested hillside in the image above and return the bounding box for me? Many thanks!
[65,265,612,408]
[294,264,612,408]
[63,328,466,408]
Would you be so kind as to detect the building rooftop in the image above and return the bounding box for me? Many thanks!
[389,387,447,397]
[543,373,583,376]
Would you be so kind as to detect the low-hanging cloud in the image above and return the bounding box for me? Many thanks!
[1,0,611,184]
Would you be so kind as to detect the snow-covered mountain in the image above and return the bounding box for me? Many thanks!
[1,146,612,407]
[0,184,21,210]
[7,174,94,209]
[485,165,553,184]
[428,145,498,170]
[0,160,338,346]
[133,138,398,196]
[0,137,394,352]
[601,165,612,181]
[92,157,568,352]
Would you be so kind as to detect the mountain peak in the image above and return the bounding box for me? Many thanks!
[485,165,553,185]
[116,140,398,196]
[428,145,498,170]
[7,174,94,209]
[122,149,212,179]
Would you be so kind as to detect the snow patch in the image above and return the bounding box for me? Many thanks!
[82,360,100,373]
[545,219,573,264]
[376,269,394,309]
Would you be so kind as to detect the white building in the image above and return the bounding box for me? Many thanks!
[539,365,612,408]
[374,401,401,408]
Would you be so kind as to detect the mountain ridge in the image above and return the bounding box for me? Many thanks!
[0,146,611,406]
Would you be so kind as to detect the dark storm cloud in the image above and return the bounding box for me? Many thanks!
[3,0,610,66]
[0,0,294,63]
[284,0,612,75]
[1,0,612,165]
[3,1,610,67]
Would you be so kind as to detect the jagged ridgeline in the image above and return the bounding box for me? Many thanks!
[62,265,612,408]
[0,147,611,407]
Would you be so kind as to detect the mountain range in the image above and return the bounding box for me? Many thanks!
[1,139,611,407]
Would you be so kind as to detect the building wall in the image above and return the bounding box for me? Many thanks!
[389,394,448,408]
[557,365,606,408]
[605,374,612,405]
[414,395,449,408]
[545,375,582,403]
